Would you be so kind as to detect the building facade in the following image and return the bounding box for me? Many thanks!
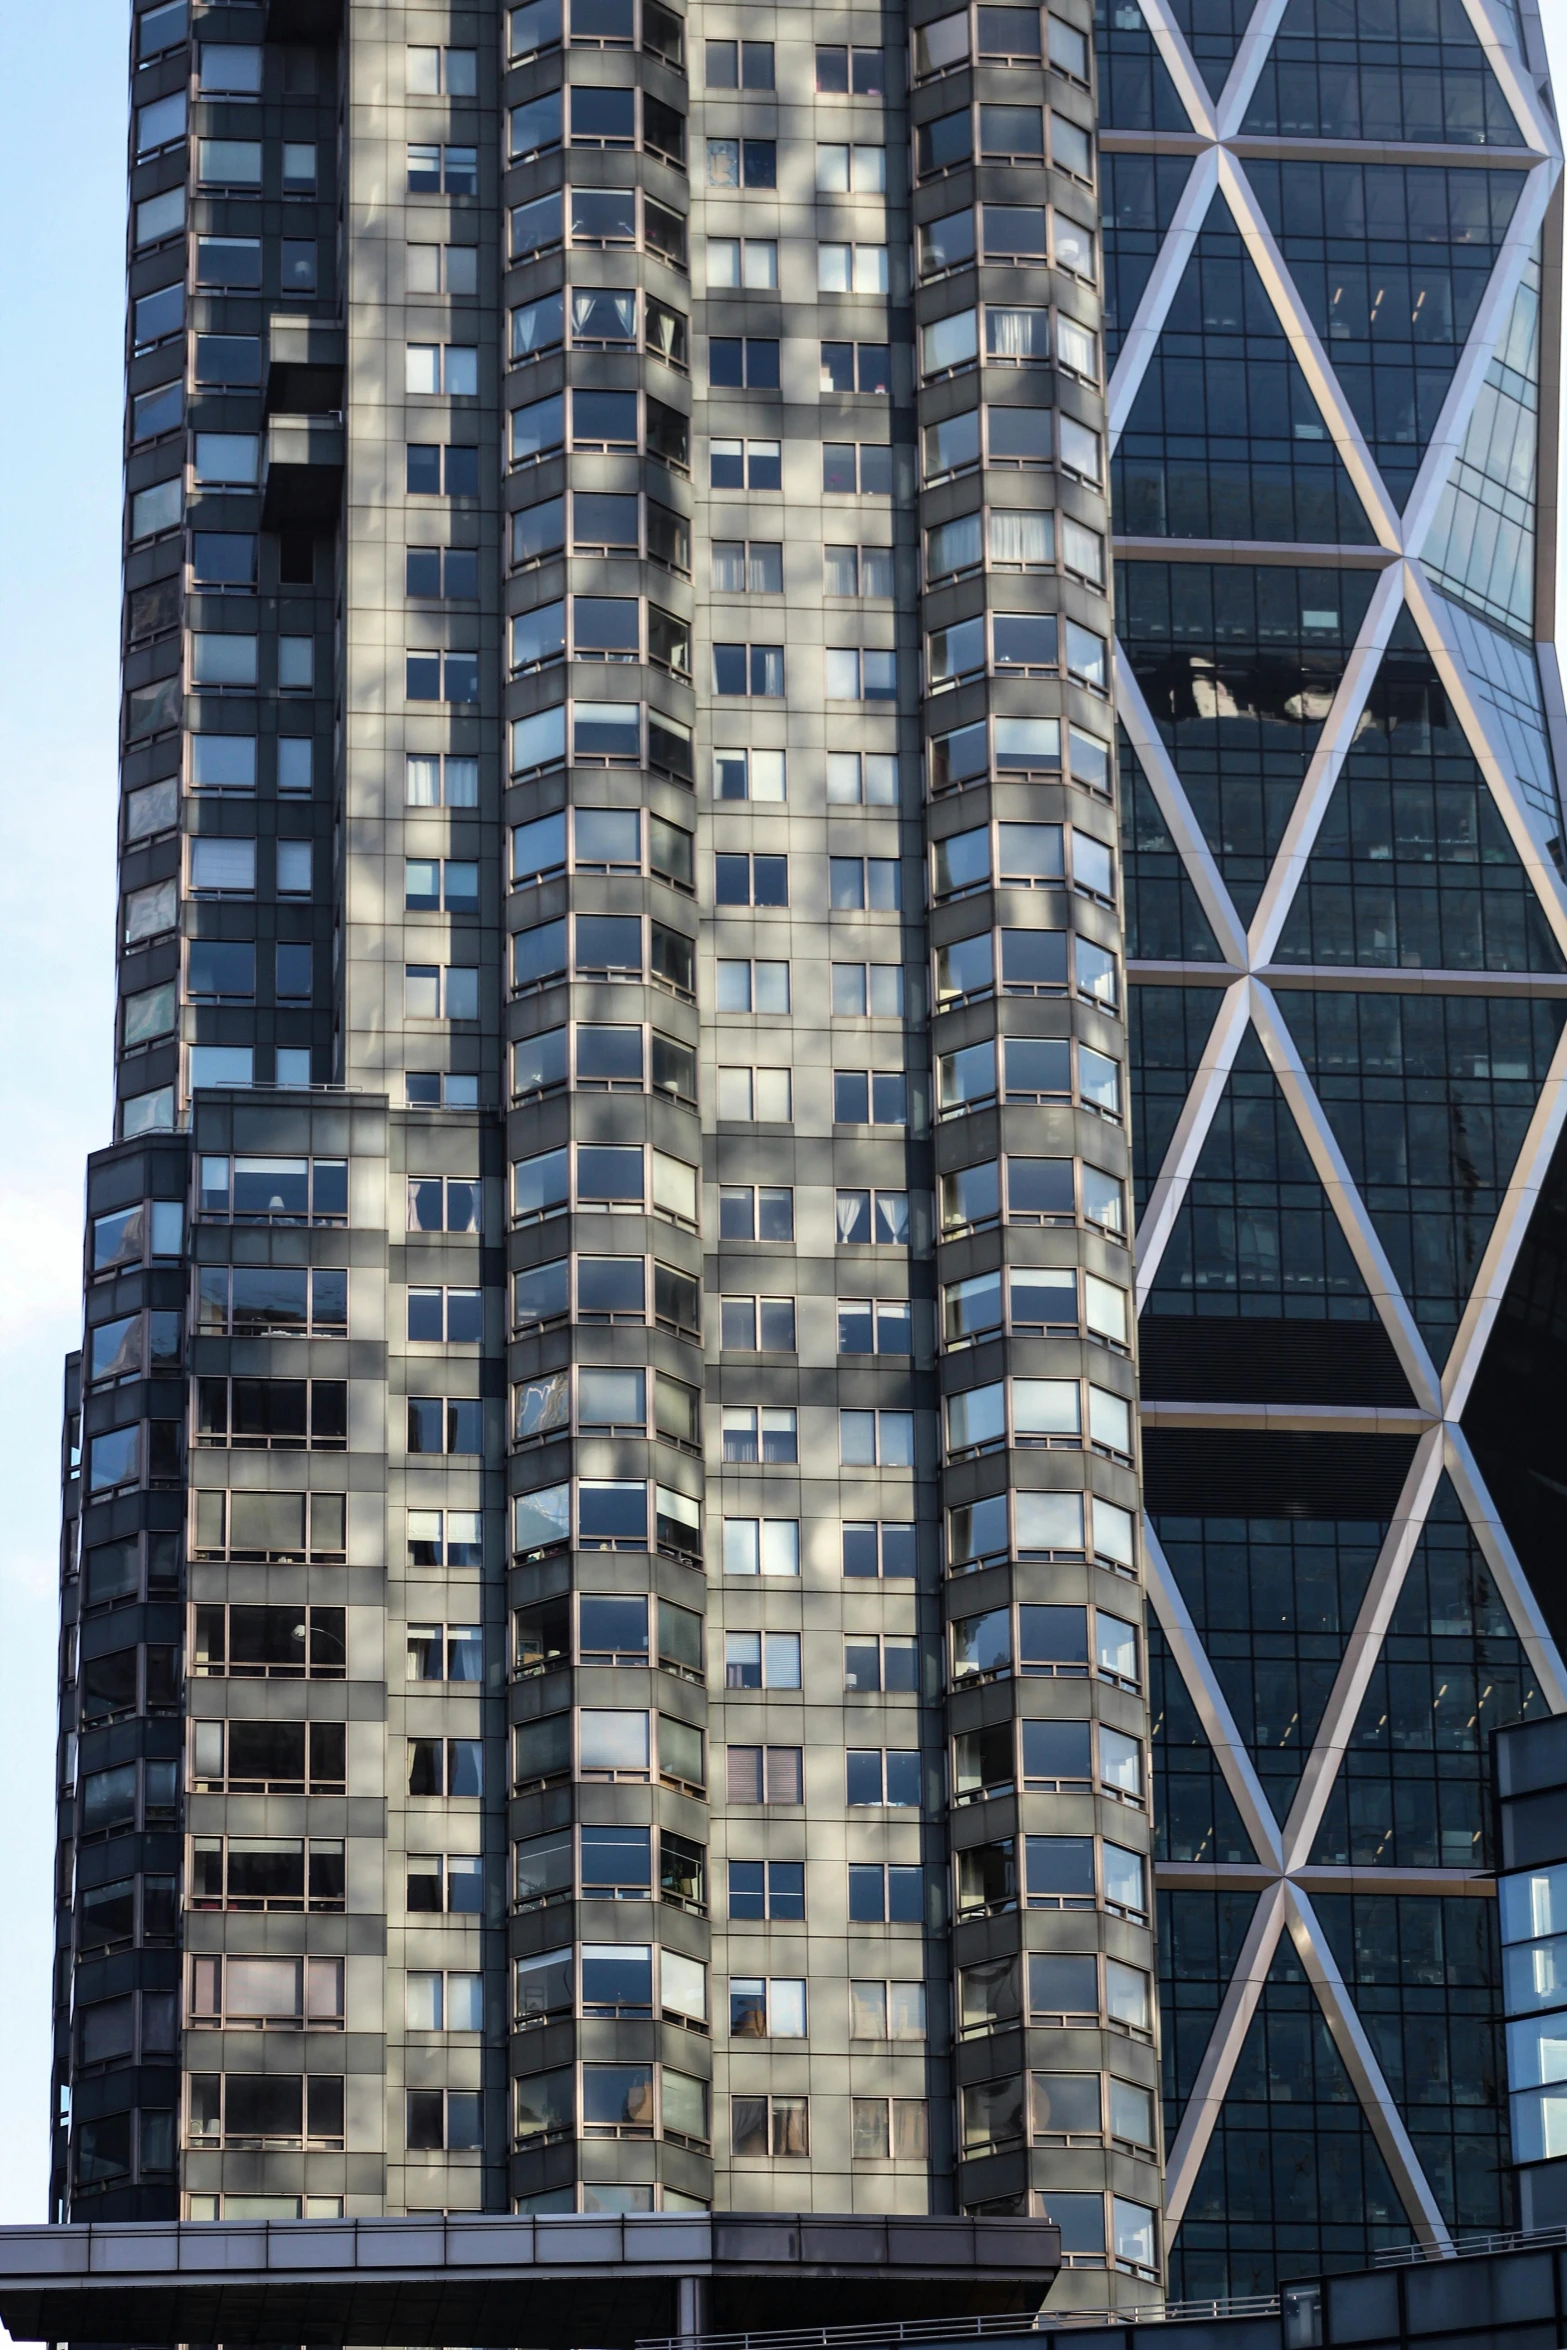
[47,0,1567,2308]
[1103,0,1567,2301]
[53,0,1155,2308]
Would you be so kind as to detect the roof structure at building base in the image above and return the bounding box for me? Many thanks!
[0,2213,1061,2347]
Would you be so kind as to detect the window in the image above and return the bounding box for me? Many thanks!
[852,2098,929,2160]
[406,42,477,92]
[831,964,905,1022]
[709,337,780,389]
[194,1264,343,1336]
[840,1408,915,1466]
[723,1632,801,1690]
[706,36,774,84]
[406,1175,481,1232]
[712,540,784,593]
[732,2094,809,2157]
[715,851,788,906]
[716,961,789,1015]
[819,243,889,295]
[408,141,479,192]
[823,442,894,495]
[405,963,479,1019]
[405,753,479,807]
[406,2089,483,2150]
[842,1522,917,1579]
[717,1064,792,1120]
[406,1511,482,1569]
[847,1749,921,1807]
[706,237,778,289]
[406,343,478,396]
[820,341,892,396]
[719,1296,796,1351]
[851,1979,927,2039]
[730,1977,804,2039]
[830,855,901,911]
[190,1837,344,1915]
[707,136,776,186]
[836,1297,912,1355]
[405,856,480,915]
[728,1859,804,1920]
[407,1396,484,1454]
[726,1746,804,1804]
[722,1518,800,1577]
[406,443,479,495]
[824,544,895,599]
[710,438,782,491]
[832,1069,908,1123]
[844,1634,919,1691]
[192,1721,345,1795]
[408,1738,484,1798]
[828,754,900,808]
[406,647,479,702]
[816,44,885,91]
[849,1865,923,1922]
[195,1377,346,1451]
[713,747,786,802]
[188,2073,345,2151]
[713,642,784,697]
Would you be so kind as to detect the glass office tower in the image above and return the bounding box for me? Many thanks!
[1104,0,1567,2299]
[52,0,1161,2309]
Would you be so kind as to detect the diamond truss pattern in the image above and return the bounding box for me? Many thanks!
[1107,0,1567,2259]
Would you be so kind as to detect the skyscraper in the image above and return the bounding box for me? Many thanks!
[54,0,1154,2307]
[1104,0,1567,2299]
[47,0,1566,2312]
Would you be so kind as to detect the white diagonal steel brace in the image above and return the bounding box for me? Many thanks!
[1109,145,1222,447]
[1246,560,1409,967]
[1403,155,1558,552]
[1115,645,1252,968]
[1215,150,1405,551]
[1163,1882,1286,2232]
[1214,0,1294,139]
[1134,978,1252,1300]
[1145,1523,1285,1868]
[1444,1425,1567,1713]
[1404,560,1567,961]
[1454,0,1563,158]
[1250,984,1444,1411]
[1279,1429,1447,1873]
[1133,0,1220,137]
[1440,1011,1567,1419]
[1284,1884,1456,2251]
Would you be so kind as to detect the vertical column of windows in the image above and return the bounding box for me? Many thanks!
[503,0,711,2215]
[911,0,1160,2291]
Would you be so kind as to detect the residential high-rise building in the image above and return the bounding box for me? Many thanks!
[52,0,1152,2308]
[46,0,1567,2311]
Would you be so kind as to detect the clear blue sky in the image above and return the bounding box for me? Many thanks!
[1,0,1566,2235]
